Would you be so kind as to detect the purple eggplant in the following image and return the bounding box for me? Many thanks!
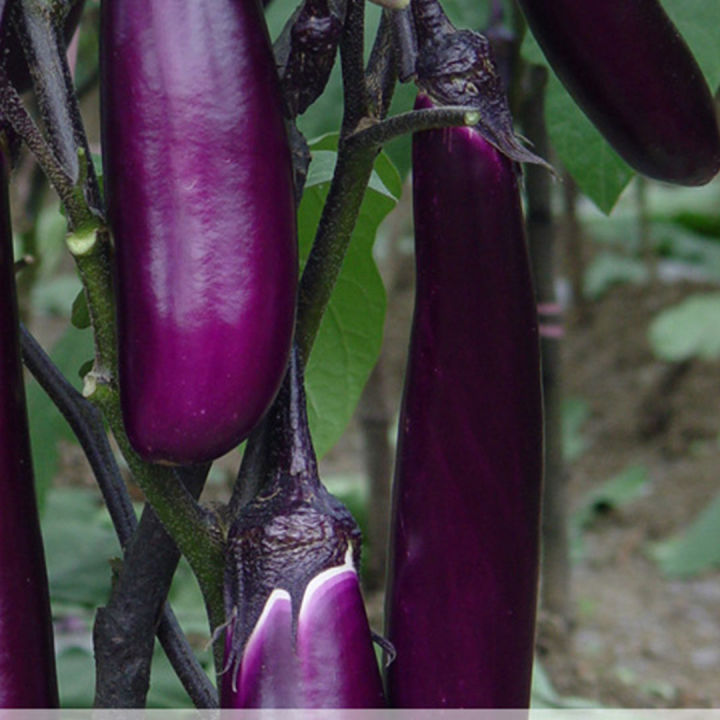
[517,0,720,185]
[384,94,543,708]
[101,0,297,464]
[221,349,385,708]
[274,0,346,118]
[0,138,58,708]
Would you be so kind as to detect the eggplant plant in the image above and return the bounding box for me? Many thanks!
[0,0,718,709]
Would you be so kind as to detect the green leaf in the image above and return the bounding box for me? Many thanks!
[648,293,720,361]
[56,643,213,709]
[650,490,720,577]
[41,488,121,608]
[146,648,202,708]
[298,137,400,458]
[57,646,95,708]
[26,326,95,509]
[166,557,212,638]
[32,274,83,318]
[664,0,720,90]
[71,288,91,329]
[573,464,650,531]
[520,32,633,214]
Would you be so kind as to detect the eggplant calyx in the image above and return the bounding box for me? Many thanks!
[412,0,553,170]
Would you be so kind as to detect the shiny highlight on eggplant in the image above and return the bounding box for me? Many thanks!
[101,0,297,464]
[384,94,543,708]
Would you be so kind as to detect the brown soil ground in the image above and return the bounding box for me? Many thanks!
[538,281,720,708]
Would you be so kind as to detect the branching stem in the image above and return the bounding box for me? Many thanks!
[347,105,480,150]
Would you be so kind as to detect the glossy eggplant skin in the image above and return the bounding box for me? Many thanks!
[221,349,385,708]
[384,95,543,708]
[0,142,58,708]
[222,560,385,708]
[518,0,720,185]
[101,0,297,464]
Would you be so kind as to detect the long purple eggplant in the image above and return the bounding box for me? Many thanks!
[101,0,297,464]
[518,0,720,185]
[221,349,385,708]
[384,94,543,708]
[0,137,58,708]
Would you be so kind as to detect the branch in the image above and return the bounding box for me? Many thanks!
[391,6,417,81]
[365,9,396,117]
[20,324,135,539]
[296,143,378,363]
[347,105,481,150]
[94,466,216,709]
[19,326,218,708]
[0,67,87,222]
[14,0,102,212]
[294,0,403,362]
[339,0,369,133]
[65,227,225,649]
[90,382,226,635]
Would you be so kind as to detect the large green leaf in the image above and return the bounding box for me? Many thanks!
[521,32,633,214]
[648,293,720,361]
[666,0,720,89]
[26,325,95,509]
[298,136,400,458]
[41,488,121,609]
[650,490,720,577]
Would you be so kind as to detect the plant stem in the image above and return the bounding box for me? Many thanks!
[19,324,135,539]
[297,144,377,363]
[69,230,226,640]
[91,383,225,630]
[365,9,395,117]
[15,0,102,210]
[348,105,481,149]
[94,466,216,709]
[66,227,116,377]
[390,6,416,81]
[339,0,369,134]
[297,0,396,362]
[520,64,572,633]
[0,68,86,222]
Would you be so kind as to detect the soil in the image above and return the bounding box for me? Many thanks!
[537,281,720,708]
